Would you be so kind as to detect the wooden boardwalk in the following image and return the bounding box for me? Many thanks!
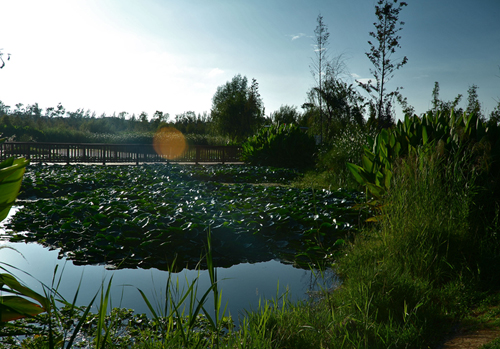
[0,142,242,165]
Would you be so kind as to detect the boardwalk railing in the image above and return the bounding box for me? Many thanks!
[0,142,243,165]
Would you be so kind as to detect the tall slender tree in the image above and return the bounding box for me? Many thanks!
[310,14,330,143]
[466,84,483,120]
[431,81,441,114]
[358,0,408,127]
[427,81,463,115]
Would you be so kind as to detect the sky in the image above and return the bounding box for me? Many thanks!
[0,0,499,122]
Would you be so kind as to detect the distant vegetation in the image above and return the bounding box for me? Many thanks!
[0,103,220,145]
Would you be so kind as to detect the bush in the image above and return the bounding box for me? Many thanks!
[315,124,376,190]
[241,124,317,169]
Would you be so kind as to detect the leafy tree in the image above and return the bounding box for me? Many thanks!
[153,110,168,123]
[151,110,169,130]
[211,74,264,142]
[305,58,366,141]
[396,93,415,116]
[0,101,10,115]
[315,64,366,139]
[44,103,66,119]
[270,105,302,125]
[308,14,366,141]
[431,81,441,113]
[358,0,408,128]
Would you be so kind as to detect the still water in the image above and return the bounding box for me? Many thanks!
[1,210,335,320]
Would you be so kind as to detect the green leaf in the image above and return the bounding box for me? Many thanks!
[422,124,428,145]
[0,296,45,322]
[0,157,29,222]
[0,274,49,310]
[361,154,374,173]
[346,162,366,186]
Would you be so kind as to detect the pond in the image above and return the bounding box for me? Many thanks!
[1,164,357,319]
[0,239,334,320]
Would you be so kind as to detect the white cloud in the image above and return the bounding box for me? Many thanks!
[352,73,372,86]
[208,68,224,78]
[290,33,307,41]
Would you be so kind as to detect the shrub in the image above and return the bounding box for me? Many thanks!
[314,124,376,190]
[241,124,317,169]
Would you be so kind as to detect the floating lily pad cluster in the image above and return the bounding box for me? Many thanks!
[6,164,361,271]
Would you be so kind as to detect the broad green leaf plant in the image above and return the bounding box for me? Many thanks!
[0,139,49,324]
[348,110,500,200]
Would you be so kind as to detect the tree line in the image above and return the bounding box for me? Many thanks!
[0,100,215,143]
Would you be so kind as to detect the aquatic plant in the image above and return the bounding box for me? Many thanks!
[6,164,360,270]
[347,110,500,199]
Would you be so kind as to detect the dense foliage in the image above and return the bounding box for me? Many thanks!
[320,111,500,347]
[348,110,500,199]
[313,124,377,190]
[269,105,303,126]
[210,75,266,142]
[241,124,317,169]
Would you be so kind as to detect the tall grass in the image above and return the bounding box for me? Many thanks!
[256,149,499,348]
[330,151,495,347]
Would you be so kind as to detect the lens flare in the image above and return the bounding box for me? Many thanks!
[153,127,187,160]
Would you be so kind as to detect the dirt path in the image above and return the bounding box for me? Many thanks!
[440,328,500,348]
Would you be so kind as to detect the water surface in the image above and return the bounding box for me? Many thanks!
[0,240,333,320]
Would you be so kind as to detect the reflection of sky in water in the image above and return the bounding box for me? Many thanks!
[1,207,337,320]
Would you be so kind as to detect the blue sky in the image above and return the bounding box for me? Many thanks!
[0,0,499,121]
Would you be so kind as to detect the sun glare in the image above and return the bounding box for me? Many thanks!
[153,127,187,160]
